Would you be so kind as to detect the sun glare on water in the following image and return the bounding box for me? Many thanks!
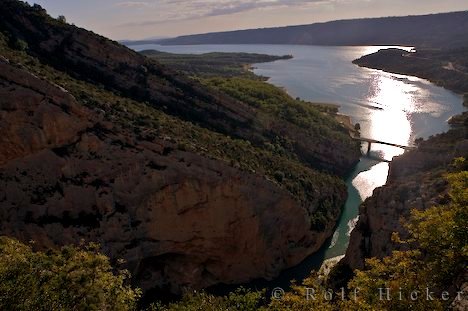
[351,67,425,204]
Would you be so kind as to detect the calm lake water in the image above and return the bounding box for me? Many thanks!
[130,43,465,288]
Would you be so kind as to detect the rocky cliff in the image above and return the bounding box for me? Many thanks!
[343,127,468,270]
[0,0,359,295]
[0,57,343,294]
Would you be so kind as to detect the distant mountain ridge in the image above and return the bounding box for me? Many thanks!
[144,11,468,49]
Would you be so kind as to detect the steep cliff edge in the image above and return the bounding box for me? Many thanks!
[343,124,468,270]
[0,0,359,295]
[0,56,343,294]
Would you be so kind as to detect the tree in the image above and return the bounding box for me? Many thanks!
[342,163,467,311]
[58,15,67,23]
[0,238,141,311]
[13,39,28,51]
[148,288,265,311]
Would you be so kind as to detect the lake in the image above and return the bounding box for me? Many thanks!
[130,43,465,288]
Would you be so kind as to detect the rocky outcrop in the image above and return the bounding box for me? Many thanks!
[0,56,342,294]
[0,60,92,165]
[343,130,468,270]
[0,0,360,176]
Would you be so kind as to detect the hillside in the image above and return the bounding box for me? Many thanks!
[147,11,468,49]
[0,0,360,297]
[0,1,359,176]
[140,50,292,79]
[353,47,468,105]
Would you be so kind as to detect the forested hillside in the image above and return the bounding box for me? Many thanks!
[145,11,468,49]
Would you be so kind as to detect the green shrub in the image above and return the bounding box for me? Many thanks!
[148,288,265,311]
[13,39,28,51]
[0,237,141,311]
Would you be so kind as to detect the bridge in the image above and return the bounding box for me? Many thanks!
[354,137,416,155]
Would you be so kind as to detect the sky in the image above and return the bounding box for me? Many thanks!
[25,0,468,40]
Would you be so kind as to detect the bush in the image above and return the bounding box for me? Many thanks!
[13,39,28,51]
[0,237,141,311]
[343,166,467,311]
[148,288,265,311]
[274,170,285,182]
[58,15,67,23]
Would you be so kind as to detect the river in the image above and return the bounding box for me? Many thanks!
[130,43,465,289]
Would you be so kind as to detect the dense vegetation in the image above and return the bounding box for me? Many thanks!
[142,50,347,131]
[0,238,140,311]
[140,50,291,79]
[2,158,465,310]
[143,50,351,137]
[202,77,344,133]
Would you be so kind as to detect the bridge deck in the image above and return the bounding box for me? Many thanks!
[354,137,415,150]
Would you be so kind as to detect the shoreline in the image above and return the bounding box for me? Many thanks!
[353,48,468,109]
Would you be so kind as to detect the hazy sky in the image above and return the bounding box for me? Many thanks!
[25,0,468,40]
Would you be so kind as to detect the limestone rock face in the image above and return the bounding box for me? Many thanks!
[0,59,337,294]
[0,61,91,165]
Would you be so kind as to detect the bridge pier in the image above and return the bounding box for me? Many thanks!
[367,141,372,154]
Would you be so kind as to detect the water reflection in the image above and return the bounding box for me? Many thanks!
[367,72,413,160]
[326,68,425,258]
[352,162,389,200]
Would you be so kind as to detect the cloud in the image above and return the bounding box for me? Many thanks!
[117,0,332,27]
[115,1,152,8]
[204,0,326,17]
